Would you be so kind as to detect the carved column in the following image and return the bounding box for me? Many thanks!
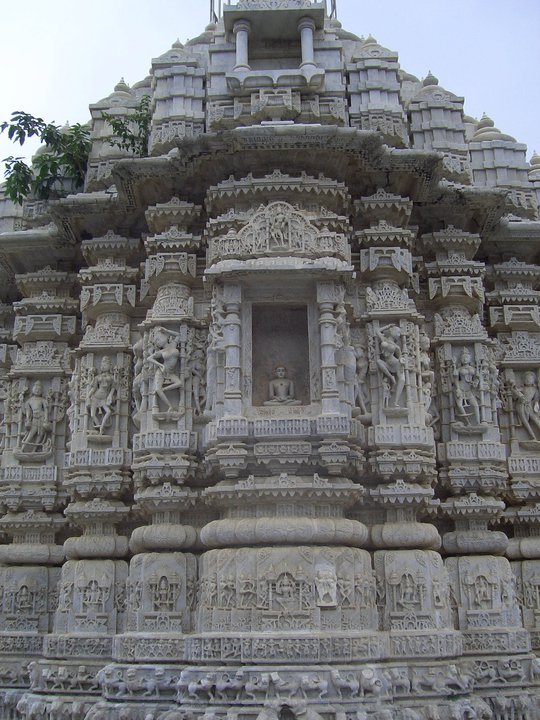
[354,192,454,675]
[422,229,530,677]
[298,17,316,69]
[317,281,341,415]
[106,199,203,704]
[33,233,137,711]
[487,258,540,653]
[233,19,251,72]
[222,283,243,417]
[0,269,76,701]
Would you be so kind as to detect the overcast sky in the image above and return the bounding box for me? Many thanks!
[1,0,539,176]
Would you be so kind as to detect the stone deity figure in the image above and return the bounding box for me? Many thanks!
[375,325,405,408]
[315,567,338,606]
[511,370,540,440]
[453,348,481,425]
[354,344,369,414]
[21,380,51,453]
[132,335,146,418]
[419,333,435,387]
[145,328,184,413]
[336,304,357,406]
[0,379,7,450]
[86,356,116,435]
[264,366,301,405]
[206,299,226,415]
[190,348,206,416]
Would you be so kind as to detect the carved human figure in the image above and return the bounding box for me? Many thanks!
[264,366,301,405]
[513,370,540,440]
[453,348,481,425]
[190,348,206,416]
[376,325,405,408]
[145,328,184,412]
[0,379,7,450]
[21,380,51,453]
[269,209,289,247]
[86,356,116,435]
[315,567,337,606]
[206,298,226,415]
[336,304,357,405]
[419,332,434,386]
[354,344,369,414]
[132,335,147,417]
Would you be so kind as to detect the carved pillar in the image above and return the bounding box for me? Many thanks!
[317,281,341,415]
[487,258,540,652]
[422,228,530,667]
[104,200,204,702]
[233,19,251,71]
[353,191,452,670]
[0,304,15,458]
[298,17,316,68]
[222,283,243,417]
[35,233,137,706]
[0,270,76,698]
[355,192,436,483]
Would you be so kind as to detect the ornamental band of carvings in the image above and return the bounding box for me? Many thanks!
[208,202,350,264]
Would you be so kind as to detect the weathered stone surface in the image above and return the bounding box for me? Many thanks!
[1,2,540,719]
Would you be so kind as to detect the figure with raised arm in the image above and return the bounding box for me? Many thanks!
[375,324,405,408]
[453,347,481,425]
[146,327,185,413]
[87,356,116,434]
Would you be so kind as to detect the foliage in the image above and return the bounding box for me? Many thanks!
[1,94,152,205]
[101,95,152,158]
[1,112,91,204]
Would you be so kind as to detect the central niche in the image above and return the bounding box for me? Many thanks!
[251,304,310,407]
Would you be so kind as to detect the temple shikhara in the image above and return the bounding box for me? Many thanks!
[2,1,540,718]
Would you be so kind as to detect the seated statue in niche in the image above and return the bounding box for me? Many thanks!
[86,356,116,435]
[264,366,301,406]
[20,380,52,454]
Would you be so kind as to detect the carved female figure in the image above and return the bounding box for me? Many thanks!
[190,348,206,416]
[86,356,116,435]
[206,299,226,415]
[512,370,540,440]
[453,348,481,425]
[375,325,405,408]
[145,328,184,413]
[21,380,51,453]
[132,335,146,417]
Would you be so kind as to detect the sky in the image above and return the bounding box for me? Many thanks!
[1,0,539,175]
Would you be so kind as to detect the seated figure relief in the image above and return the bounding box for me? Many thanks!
[264,366,301,406]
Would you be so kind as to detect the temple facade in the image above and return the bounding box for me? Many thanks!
[1,1,540,719]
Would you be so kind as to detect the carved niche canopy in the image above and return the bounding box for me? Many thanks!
[208,201,350,264]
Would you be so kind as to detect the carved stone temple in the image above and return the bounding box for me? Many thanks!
[2,2,540,719]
